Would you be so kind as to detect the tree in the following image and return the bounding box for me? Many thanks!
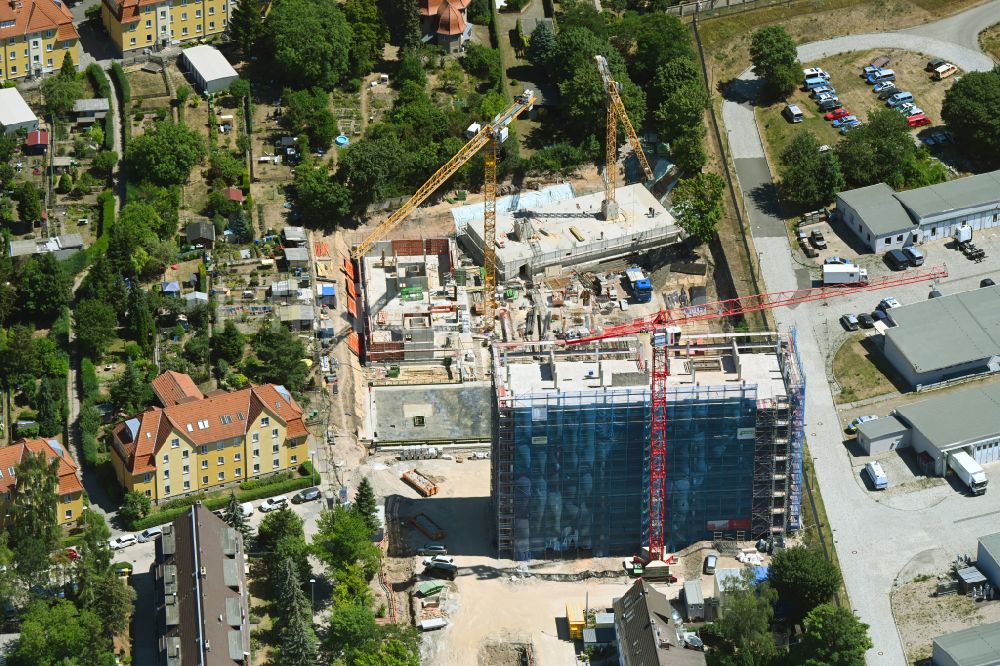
[279,593,319,666]
[91,150,118,179]
[713,568,778,666]
[91,570,137,638]
[344,0,388,67]
[74,510,111,611]
[35,376,66,437]
[212,320,247,365]
[9,451,61,586]
[266,0,353,89]
[223,492,253,543]
[257,506,311,582]
[396,0,421,51]
[650,57,701,110]
[208,149,246,185]
[59,52,76,79]
[396,52,426,89]
[526,22,556,69]
[228,210,254,243]
[626,13,694,86]
[228,77,251,102]
[314,505,381,580]
[74,299,117,359]
[15,181,42,225]
[228,0,264,56]
[941,67,1000,169]
[9,599,114,666]
[750,26,800,99]
[127,285,156,357]
[672,172,725,244]
[41,73,84,118]
[124,121,205,186]
[779,132,845,209]
[655,80,709,145]
[247,321,309,391]
[119,490,151,527]
[19,253,70,322]
[560,64,645,144]
[769,546,842,623]
[353,477,379,535]
[293,160,351,225]
[795,604,872,666]
[835,108,918,189]
[283,88,339,149]
[326,603,379,659]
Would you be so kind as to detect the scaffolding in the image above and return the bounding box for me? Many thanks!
[782,330,806,530]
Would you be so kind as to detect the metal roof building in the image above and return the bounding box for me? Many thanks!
[180,45,238,94]
[836,183,916,253]
[0,88,38,134]
[856,414,911,455]
[976,532,1000,588]
[932,621,1000,666]
[882,285,1000,388]
[890,382,1000,475]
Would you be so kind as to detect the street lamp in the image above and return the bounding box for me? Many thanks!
[309,578,316,610]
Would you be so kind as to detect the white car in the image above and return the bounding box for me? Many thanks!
[109,534,138,550]
[423,555,455,567]
[258,496,288,512]
[803,67,830,79]
[878,297,901,311]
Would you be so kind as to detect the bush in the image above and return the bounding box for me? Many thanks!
[238,471,294,491]
[81,433,99,468]
[111,62,131,103]
[87,64,111,99]
[81,358,99,400]
[103,112,115,151]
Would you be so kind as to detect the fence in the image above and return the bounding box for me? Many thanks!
[667,0,791,18]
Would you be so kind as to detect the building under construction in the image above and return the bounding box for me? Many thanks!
[490,332,805,560]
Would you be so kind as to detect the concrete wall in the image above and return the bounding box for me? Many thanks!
[977,539,1000,587]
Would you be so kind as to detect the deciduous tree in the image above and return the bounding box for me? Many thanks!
[750,26,800,99]
[796,603,872,666]
[779,131,845,209]
[19,253,70,322]
[713,568,778,666]
[9,451,61,586]
[314,505,380,580]
[769,546,842,623]
[15,181,42,225]
[267,0,353,88]
[119,490,151,527]
[257,506,311,582]
[41,72,84,118]
[9,599,114,666]
[941,67,1000,169]
[74,299,117,360]
[835,108,920,189]
[282,88,339,150]
[672,172,725,244]
[124,121,205,186]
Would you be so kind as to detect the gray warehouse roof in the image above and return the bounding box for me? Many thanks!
[0,88,38,128]
[893,382,1000,452]
[933,621,1000,666]
[856,414,909,439]
[182,45,238,84]
[885,285,1000,374]
[980,532,1000,559]
[895,170,1000,220]
[837,183,915,236]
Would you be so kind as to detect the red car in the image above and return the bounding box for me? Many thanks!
[907,114,931,128]
[65,547,80,560]
[825,108,851,121]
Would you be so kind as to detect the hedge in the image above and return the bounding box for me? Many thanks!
[81,432,99,468]
[103,112,114,151]
[111,62,130,104]
[128,468,321,531]
[81,358,99,401]
[87,64,111,99]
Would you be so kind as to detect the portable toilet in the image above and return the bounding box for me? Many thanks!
[683,580,705,621]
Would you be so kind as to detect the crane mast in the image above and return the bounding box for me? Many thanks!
[351,90,537,329]
[595,55,654,221]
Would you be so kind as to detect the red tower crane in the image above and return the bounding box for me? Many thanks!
[565,263,948,562]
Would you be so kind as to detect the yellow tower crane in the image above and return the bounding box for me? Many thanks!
[350,89,537,331]
[595,55,653,221]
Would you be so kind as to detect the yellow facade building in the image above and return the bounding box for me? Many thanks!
[0,438,85,527]
[0,0,80,84]
[100,0,231,55]
[110,371,312,503]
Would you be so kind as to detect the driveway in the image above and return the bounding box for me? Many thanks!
[719,4,1000,664]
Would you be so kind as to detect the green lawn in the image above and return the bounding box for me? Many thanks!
[832,333,897,404]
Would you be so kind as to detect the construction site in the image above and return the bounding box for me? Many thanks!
[490,331,806,561]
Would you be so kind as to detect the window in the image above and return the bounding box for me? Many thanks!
[145,489,151,497]
[234,452,242,461]
[65,509,73,520]
[217,456,224,465]
[252,433,259,443]
[272,428,279,439]
[201,460,208,469]
[896,235,904,242]
[201,445,208,455]
[290,455,298,464]
[130,37,137,45]
[46,58,52,67]
[217,442,224,450]
[181,11,188,18]
[413,416,425,427]
[171,438,179,449]
[195,8,201,15]
[144,473,151,483]
[218,471,225,481]
[261,417,270,427]
[183,480,191,490]
[182,449,189,459]
[163,470,170,480]
[146,34,153,42]
[272,444,280,453]
[253,463,260,473]
[146,19,152,27]
[209,5,214,13]
[6,467,12,476]
[182,26,188,35]
[209,20,215,29]
[234,467,242,477]
[0,20,13,29]
[182,464,189,474]
[253,449,259,458]
[220,414,231,424]
[202,476,208,485]
[273,459,280,469]
[46,44,52,52]
[162,454,169,464]
[62,495,71,504]
[8,52,13,60]
[164,485,171,494]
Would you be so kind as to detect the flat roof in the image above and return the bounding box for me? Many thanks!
[73,98,110,113]
[885,285,1000,374]
[837,183,915,236]
[934,621,1000,666]
[504,358,649,396]
[856,414,909,439]
[894,382,1000,451]
[182,45,238,83]
[980,532,1000,559]
[895,170,1000,220]
[665,352,786,401]
[284,247,309,261]
[372,383,493,442]
[0,88,37,127]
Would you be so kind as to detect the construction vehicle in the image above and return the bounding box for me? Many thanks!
[595,55,653,221]
[625,267,653,303]
[350,90,537,330]
[563,263,948,562]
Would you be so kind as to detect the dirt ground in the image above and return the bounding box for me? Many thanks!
[893,576,1000,663]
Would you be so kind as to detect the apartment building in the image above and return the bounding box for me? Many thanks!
[110,371,311,502]
[0,438,85,526]
[0,0,80,84]
[101,0,230,54]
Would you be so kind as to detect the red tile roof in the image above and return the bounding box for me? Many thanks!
[0,0,77,42]
[26,130,48,147]
[151,370,205,407]
[222,186,245,203]
[0,438,83,497]
[419,0,442,16]
[113,373,309,475]
[436,3,466,36]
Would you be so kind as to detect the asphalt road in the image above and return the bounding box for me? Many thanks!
[719,5,1000,664]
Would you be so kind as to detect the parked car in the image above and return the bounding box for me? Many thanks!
[861,65,881,78]
[981,278,996,288]
[258,496,289,512]
[291,487,321,504]
[932,63,958,80]
[831,115,858,128]
[873,81,896,93]
[857,313,875,328]
[839,121,862,134]
[887,92,914,108]
[877,86,900,101]
[895,102,916,114]
[905,107,926,118]
[810,229,827,249]
[926,58,946,72]
[846,415,878,433]
[704,554,718,575]
[109,535,138,550]
[417,544,448,556]
[783,104,804,124]
[824,256,849,265]
[817,99,843,112]
[840,313,860,331]
[803,67,830,79]
[866,69,896,84]
[423,555,455,567]
[872,309,890,324]
[796,229,808,243]
[903,247,924,266]
[908,114,932,128]
[815,93,839,104]
[929,289,943,299]
[801,243,819,258]
[884,249,909,270]
[137,527,163,543]
[877,297,901,311]
[810,85,836,98]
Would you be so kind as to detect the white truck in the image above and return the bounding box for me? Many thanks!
[822,263,869,286]
[948,451,988,495]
